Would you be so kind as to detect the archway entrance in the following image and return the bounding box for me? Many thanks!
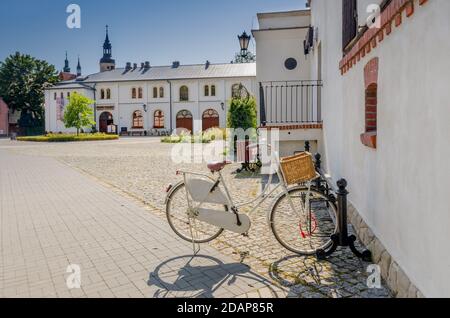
[202,109,220,131]
[176,110,193,133]
[99,112,114,133]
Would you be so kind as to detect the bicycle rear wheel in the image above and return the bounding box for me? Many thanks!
[269,186,337,255]
[166,182,224,244]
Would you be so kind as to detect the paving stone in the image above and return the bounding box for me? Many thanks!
[0,138,392,298]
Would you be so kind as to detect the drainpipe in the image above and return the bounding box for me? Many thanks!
[167,80,173,132]
[92,83,97,131]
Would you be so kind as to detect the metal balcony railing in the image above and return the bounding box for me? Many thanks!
[259,80,322,126]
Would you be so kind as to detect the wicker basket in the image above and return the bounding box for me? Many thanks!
[280,152,317,185]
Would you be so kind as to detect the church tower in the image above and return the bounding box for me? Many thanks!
[100,25,116,72]
[63,51,71,73]
[76,56,82,77]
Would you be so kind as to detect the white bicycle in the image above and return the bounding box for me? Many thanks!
[165,145,338,255]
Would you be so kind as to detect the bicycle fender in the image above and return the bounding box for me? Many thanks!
[164,181,185,206]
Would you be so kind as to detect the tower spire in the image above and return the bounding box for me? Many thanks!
[103,25,112,56]
[100,25,116,72]
[63,51,70,73]
[76,55,82,77]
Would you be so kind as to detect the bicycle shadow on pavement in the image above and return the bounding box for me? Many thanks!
[268,252,391,298]
[147,254,283,298]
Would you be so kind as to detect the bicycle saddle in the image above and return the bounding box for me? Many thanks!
[207,161,229,172]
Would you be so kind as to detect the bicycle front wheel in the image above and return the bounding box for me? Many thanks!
[269,186,338,255]
[166,182,224,244]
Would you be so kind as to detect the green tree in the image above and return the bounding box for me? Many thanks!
[0,52,59,132]
[63,92,95,136]
[227,96,257,131]
[233,51,256,64]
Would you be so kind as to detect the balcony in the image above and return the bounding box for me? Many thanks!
[259,80,322,129]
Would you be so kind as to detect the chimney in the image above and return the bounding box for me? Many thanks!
[140,62,145,70]
[172,61,180,68]
[125,62,132,71]
[144,61,151,70]
[133,63,138,70]
[205,60,210,69]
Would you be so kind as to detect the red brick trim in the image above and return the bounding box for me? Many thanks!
[362,58,379,149]
[259,123,323,131]
[364,57,379,89]
[340,0,429,75]
[361,131,377,149]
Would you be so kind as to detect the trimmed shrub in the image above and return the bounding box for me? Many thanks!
[227,97,257,131]
[17,133,119,142]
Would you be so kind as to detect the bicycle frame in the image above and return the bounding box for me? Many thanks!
[177,149,308,219]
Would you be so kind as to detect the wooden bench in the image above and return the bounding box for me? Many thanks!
[129,129,145,136]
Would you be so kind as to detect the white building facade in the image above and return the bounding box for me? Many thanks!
[253,10,322,156]
[45,29,256,135]
[254,0,450,297]
[305,0,450,297]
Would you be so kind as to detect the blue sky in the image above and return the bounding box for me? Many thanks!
[0,0,306,75]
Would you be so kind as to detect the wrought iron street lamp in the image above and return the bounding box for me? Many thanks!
[238,31,251,55]
[235,31,255,63]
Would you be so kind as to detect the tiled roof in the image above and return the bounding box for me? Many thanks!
[80,62,256,83]
[47,81,95,90]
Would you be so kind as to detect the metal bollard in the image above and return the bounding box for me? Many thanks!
[304,141,310,152]
[314,153,322,190]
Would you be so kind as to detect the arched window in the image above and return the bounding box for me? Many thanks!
[204,85,210,97]
[180,86,189,101]
[106,88,111,99]
[61,92,64,99]
[67,92,70,98]
[132,88,137,99]
[138,87,143,99]
[159,87,164,98]
[211,85,216,97]
[101,89,105,100]
[153,87,158,99]
[54,92,57,100]
[154,110,165,129]
[132,110,144,128]
[361,57,379,149]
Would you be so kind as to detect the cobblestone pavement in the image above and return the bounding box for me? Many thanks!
[2,138,392,298]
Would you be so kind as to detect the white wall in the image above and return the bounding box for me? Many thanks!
[310,0,450,297]
[357,0,384,28]
[46,77,256,133]
[45,88,95,133]
[258,10,311,29]
[254,28,311,83]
